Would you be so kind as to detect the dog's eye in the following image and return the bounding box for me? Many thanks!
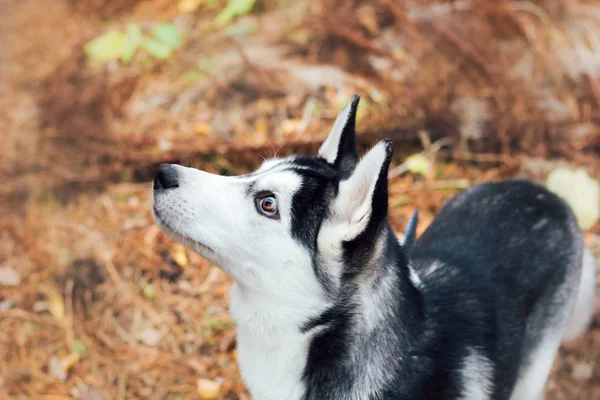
[256,194,279,219]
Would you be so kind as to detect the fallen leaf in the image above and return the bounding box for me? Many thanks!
[214,0,257,27]
[142,284,157,299]
[546,167,600,230]
[152,22,184,49]
[158,139,173,151]
[405,153,432,177]
[197,57,215,72]
[84,31,126,62]
[122,23,143,63]
[61,352,80,371]
[196,378,221,399]
[253,117,269,145]
[47,294,65,321]
[0,266,21,287]
[78,385,104,400]
[141,37,173,60]
[185,356,208,374]
[72,340,86,355]
[172,244,188,268]
[281,119,302,136]
[195,122,212,136]
[138,327,162,346]
[0,300,14,311]
[178,0,204,14]
[48,355,67,381]
[185,71,205,83]
[59,248,71,265]
[572,362,593,381]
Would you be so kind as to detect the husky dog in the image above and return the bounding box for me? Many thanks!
[153,95,597,400]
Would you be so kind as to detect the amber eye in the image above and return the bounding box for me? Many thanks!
[256,194,279,218]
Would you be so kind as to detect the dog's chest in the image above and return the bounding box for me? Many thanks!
[235,326,309,400]
[229,285,312,400]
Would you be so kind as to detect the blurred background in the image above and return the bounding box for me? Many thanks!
[0,0,599,398]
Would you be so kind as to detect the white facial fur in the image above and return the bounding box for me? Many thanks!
[153,161,330,399]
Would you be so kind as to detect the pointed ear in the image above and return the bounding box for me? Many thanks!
[333,140,393,241]
[318,94,360,175]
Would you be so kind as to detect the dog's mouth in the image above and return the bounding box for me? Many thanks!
[152,206,215,255]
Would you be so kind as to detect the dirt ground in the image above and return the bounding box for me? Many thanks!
[0,0,599,399]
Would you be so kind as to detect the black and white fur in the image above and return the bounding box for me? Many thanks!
[153,95,597,400]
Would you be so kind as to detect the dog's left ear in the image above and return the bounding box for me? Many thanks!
[318,94,360,175]
[335,140,393,241]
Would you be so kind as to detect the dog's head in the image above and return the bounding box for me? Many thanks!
[153,95,394,303]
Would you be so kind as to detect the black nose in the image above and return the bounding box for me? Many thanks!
[154,163,179,190]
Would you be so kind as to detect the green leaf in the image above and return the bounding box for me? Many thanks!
[184,71,206,83]
[215,0,257,26]
[58,248,71,266]
[206,0,219,9]
[72,340,86,355]
[224,19,257,36]
[197,57,215,72]
[141,37,173,60]
[143,284,157,299]
[84,31,126,62]
[152,22,184,49]
[121,24,143,63]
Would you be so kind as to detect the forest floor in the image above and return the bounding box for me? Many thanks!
[0,0,598,399]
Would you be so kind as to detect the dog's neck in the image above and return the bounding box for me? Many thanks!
[229,280,328,400]
[302,227,424,399]
[229,225,424,400]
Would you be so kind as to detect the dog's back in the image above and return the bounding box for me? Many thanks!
[409,179,588,400]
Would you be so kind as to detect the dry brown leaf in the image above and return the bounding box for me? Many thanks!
[48,294,65,321]
[61,352,81,371]
[171,244,188,268]
[138,327,162,346]
[572,363,593,381]
[196,378,221,400]
[195,122,213,136]
[0,266,21,287]
[185,356,208,375]
[48,355,67,381]
[281,119,302,137]
[178,0,204,14]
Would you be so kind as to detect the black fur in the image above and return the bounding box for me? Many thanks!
[298,176,582,400]
[287,159,340,295]
[277,141,582,399]
[332,94,360,177]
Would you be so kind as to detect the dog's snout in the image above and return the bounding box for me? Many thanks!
[154,163,179,190]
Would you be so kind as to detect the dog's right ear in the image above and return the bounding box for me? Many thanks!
[333,140,393,242]
[318,94,360,175]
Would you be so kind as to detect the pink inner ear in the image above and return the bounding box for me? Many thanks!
[358,213,366,223]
